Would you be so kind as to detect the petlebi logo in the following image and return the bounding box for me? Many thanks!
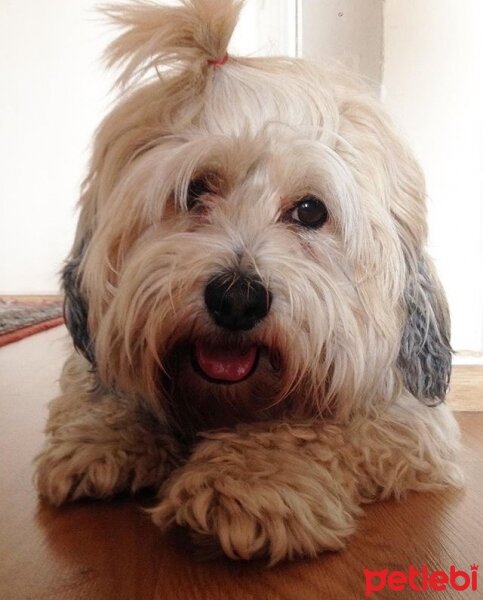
[364,564,478,597]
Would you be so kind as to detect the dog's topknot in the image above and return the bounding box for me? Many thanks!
[102,0,244,88]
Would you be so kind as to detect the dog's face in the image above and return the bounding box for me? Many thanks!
[63,2,451,433]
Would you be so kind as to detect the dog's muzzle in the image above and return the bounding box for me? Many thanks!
[188,272,272,384]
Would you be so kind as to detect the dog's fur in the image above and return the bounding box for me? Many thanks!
[35,0,463,564]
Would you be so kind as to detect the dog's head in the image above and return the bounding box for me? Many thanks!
[63,0,451,432]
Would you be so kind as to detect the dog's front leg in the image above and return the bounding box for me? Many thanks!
[35,353,182,505]
[151,396,462,564]
[151,422,362,564]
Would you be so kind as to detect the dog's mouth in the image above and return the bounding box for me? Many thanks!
[191,340,260,384]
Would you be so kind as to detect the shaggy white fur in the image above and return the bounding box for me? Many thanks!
[35,0,463,563]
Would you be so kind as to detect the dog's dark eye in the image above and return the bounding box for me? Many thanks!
[186,178,210,211]
[290,196,328,228]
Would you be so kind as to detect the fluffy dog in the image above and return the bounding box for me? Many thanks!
[35,0,463,563]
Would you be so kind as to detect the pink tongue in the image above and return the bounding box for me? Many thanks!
[195,342,258,382]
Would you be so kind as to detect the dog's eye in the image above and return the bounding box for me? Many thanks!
[186,178,210,211]
[290,196,328,228]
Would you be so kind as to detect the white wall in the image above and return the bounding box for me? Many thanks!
[300,0,383,87]
[0,0,295,295]
[383,0,483,356]
[232,0,297,57]
[0,0,115,294]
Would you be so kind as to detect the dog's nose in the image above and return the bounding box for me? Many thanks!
[204,273,271,331]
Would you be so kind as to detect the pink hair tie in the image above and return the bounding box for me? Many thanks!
[207,53,229,67]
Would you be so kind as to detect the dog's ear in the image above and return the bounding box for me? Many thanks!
[62,238,94,365]
[338,94,452,403]
[398,255,452,404]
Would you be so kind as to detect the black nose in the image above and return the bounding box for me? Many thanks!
[204,273,271,331]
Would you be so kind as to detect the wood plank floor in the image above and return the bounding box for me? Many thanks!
[0,326,482,600]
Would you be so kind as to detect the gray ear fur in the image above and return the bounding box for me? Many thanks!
[398,256,452,404]
[62,241,95,364]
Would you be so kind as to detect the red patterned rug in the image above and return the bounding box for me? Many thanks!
[0,297,64,347]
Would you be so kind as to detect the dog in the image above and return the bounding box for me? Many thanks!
[35,0,463,564]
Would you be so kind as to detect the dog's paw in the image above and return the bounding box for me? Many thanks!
[150,429,359,563]
[35,440,171,506]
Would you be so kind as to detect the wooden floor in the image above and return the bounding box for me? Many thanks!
[0,327,482,600]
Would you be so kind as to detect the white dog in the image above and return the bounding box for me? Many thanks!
[35,0,462,563]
